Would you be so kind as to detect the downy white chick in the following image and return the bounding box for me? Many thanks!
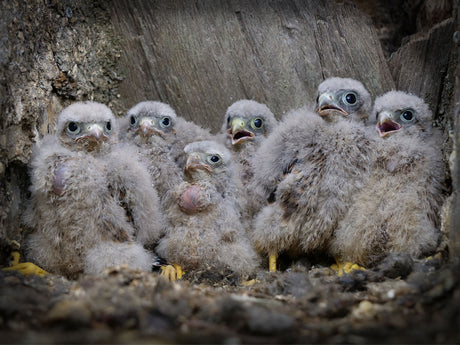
[251,78,375,271]
[156,140,260,280]
[24,101,164,278]
[330,91,447,266]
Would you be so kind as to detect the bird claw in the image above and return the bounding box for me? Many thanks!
[331,261,366,277]
[241,279,260,287]
[160,264,184,281]
[2,250,49,277]
[3,262,49,277]
[269,253,277,272]
[8,251,20,266]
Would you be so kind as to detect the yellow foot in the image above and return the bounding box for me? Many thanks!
[269,253,277,272]
[160,264,184,281]
[331,261,366,277]
[241,279,261,287]
[9,251,20,266]
[3,262,49,277]
[2,250,49,277]
[425,252,443,262]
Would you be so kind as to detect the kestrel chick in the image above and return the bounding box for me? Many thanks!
[251,78,375,271]
[157,140,260,279]
[330,91,447,266]
[24,101,163,278]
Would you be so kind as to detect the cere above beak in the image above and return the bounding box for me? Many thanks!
[138,118,165,137]
[76,124,109,143]
[227,118,255,145]
[185,154,213,173]
[316,92,349,117]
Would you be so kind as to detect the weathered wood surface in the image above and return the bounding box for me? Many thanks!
[389,18,455,117]
[450,3,460,261]
[111,0,394,132]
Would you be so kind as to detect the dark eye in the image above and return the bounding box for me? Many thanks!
[130,115,137,126]
[67,122,80,134]
[207,154,221,164]
[160,116,171,128]
[251,117,263,129]
[227,116,231,126]
[343,92,357,105]
[400,110,414,122]
[105,121,112,131]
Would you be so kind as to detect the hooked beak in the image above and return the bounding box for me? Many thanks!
[376,111,402,137]
[227,118,254,145]
[316,92,349,117]
[76,123,109,143]
[185,153,213,173]
[137,118,165,138]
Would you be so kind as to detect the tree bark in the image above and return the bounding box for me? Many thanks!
[111,0,394,132]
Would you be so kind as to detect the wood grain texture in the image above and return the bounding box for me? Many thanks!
[449,4,460,261]
[389,18,455,115]
[111,0,394,132]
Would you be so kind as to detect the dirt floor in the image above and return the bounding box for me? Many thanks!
[1,251,459,344]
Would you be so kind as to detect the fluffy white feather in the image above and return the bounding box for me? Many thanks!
[156,140,260,276]
[24,101,163,278]
[219,99,278,225]
[330,91,447,266]
[251,78,375,266]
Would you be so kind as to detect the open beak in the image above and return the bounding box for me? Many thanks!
[316,92,349,117]
[185,153,213,173]
[376,111,402,137]
[227,118,255,145]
